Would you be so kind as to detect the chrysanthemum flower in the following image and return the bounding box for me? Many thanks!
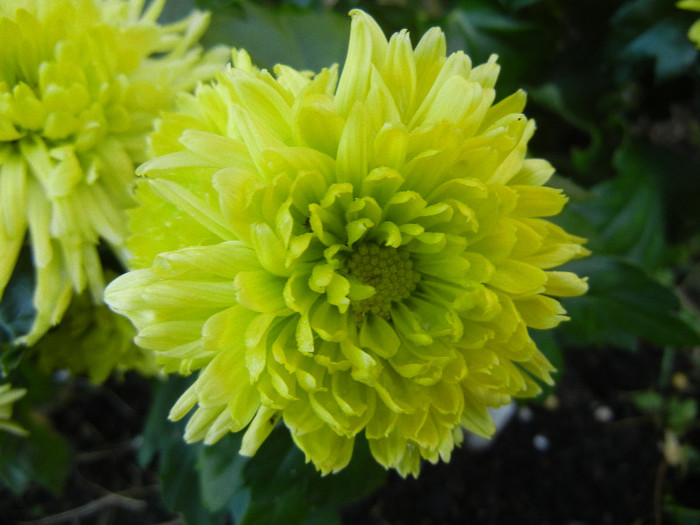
[0,383,28,436]
[678,0,700,46]
[0,0,228,345]
[106,10,589,476]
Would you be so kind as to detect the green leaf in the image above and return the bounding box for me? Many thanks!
[233,425,387,525]
[528,83,605,176]
[201,2,350,71]
[158,0,198,23]
[143,374,387,524]
[0,413,71,495]
[612,139,700,245]
[622,18,698,81]
[667,397,698,434]
[611,0,699,82]
[0,366,71,495]
[445,1,552,94]
[1,248,36,375]
[555,136,700,272]
[557,169,666,272]
[633,390,665,413]
[197,432,249,512]
[527,330,562,403]
[665,504,700,525]
[139,376,227,525]
[559,256,700,350]
[497,0,544,10]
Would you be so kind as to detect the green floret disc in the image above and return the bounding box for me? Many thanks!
[347,244,419,318]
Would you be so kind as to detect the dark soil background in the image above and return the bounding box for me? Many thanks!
[3,345,696,525]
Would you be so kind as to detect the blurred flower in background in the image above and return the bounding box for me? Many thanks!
[33,273,158,383]
[0,0,228,345]
[106,9,589,477]
[0,383,27,436]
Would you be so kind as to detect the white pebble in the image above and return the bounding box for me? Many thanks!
[518,406,534,423]
[533,434,550,452]
[593,405,614,423]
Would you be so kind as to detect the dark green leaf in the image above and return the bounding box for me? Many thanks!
[497,0,544,10]
[528,83,605,175]
[622,18,698,81]
[555,136,700,272]
[233,425,387,525]
[0,414,71,495]
[611,0,699,82]
[197,432,248,512]
[528,330,562,402]
[138,376,190,467]
[201,2,350,71]
[612,139,700,245]
[158,0,198,23]
[0,369,71,496]
[445,1,552,94]
[667,397,698,434]
[633,390,665,413]
[239,484,310,525]
[557,169,666,272]
[560,256,700,350]
[142,374,386,524]
[1,248,36,375]
[665,503,700,525]
[139,376,227,525]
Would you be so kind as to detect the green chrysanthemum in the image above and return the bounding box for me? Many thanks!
[106,10,589,476]
[0,0,228,345]
[679,0,700,46]
[0,383,28,436]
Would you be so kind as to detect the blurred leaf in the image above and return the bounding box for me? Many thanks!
[612,139,700,244]
[633,390,665,413]
[665,504,700,525]
[140,376,227,525]
[667,397,698,434]
[0,366,71,495]
[197,432,248,512]
[445,1,552,93]
[558,170,666,272]
[449,0,534,42]
[611,0,699,82]
[621,18,698,81]
[528,83,604,175]
[497,0,544,10]
[0,248,36,375]
[529,330,563,402]
[143,373,386,524]
[201,2,350,71]
[158,0,198,23]
[282,0,315,7]
[560,256,700,350]
[33,286,156,384]
[235,425,386,525]
[0,413,71,495]
[554,135,700,271]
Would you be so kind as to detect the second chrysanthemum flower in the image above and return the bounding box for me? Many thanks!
[106,9,589,476]
[0,0,227,344]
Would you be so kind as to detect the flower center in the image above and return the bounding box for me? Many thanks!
[347,244,420,319]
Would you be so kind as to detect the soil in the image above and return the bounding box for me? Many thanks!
[345,346,665,525]
[1,345,697,525]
